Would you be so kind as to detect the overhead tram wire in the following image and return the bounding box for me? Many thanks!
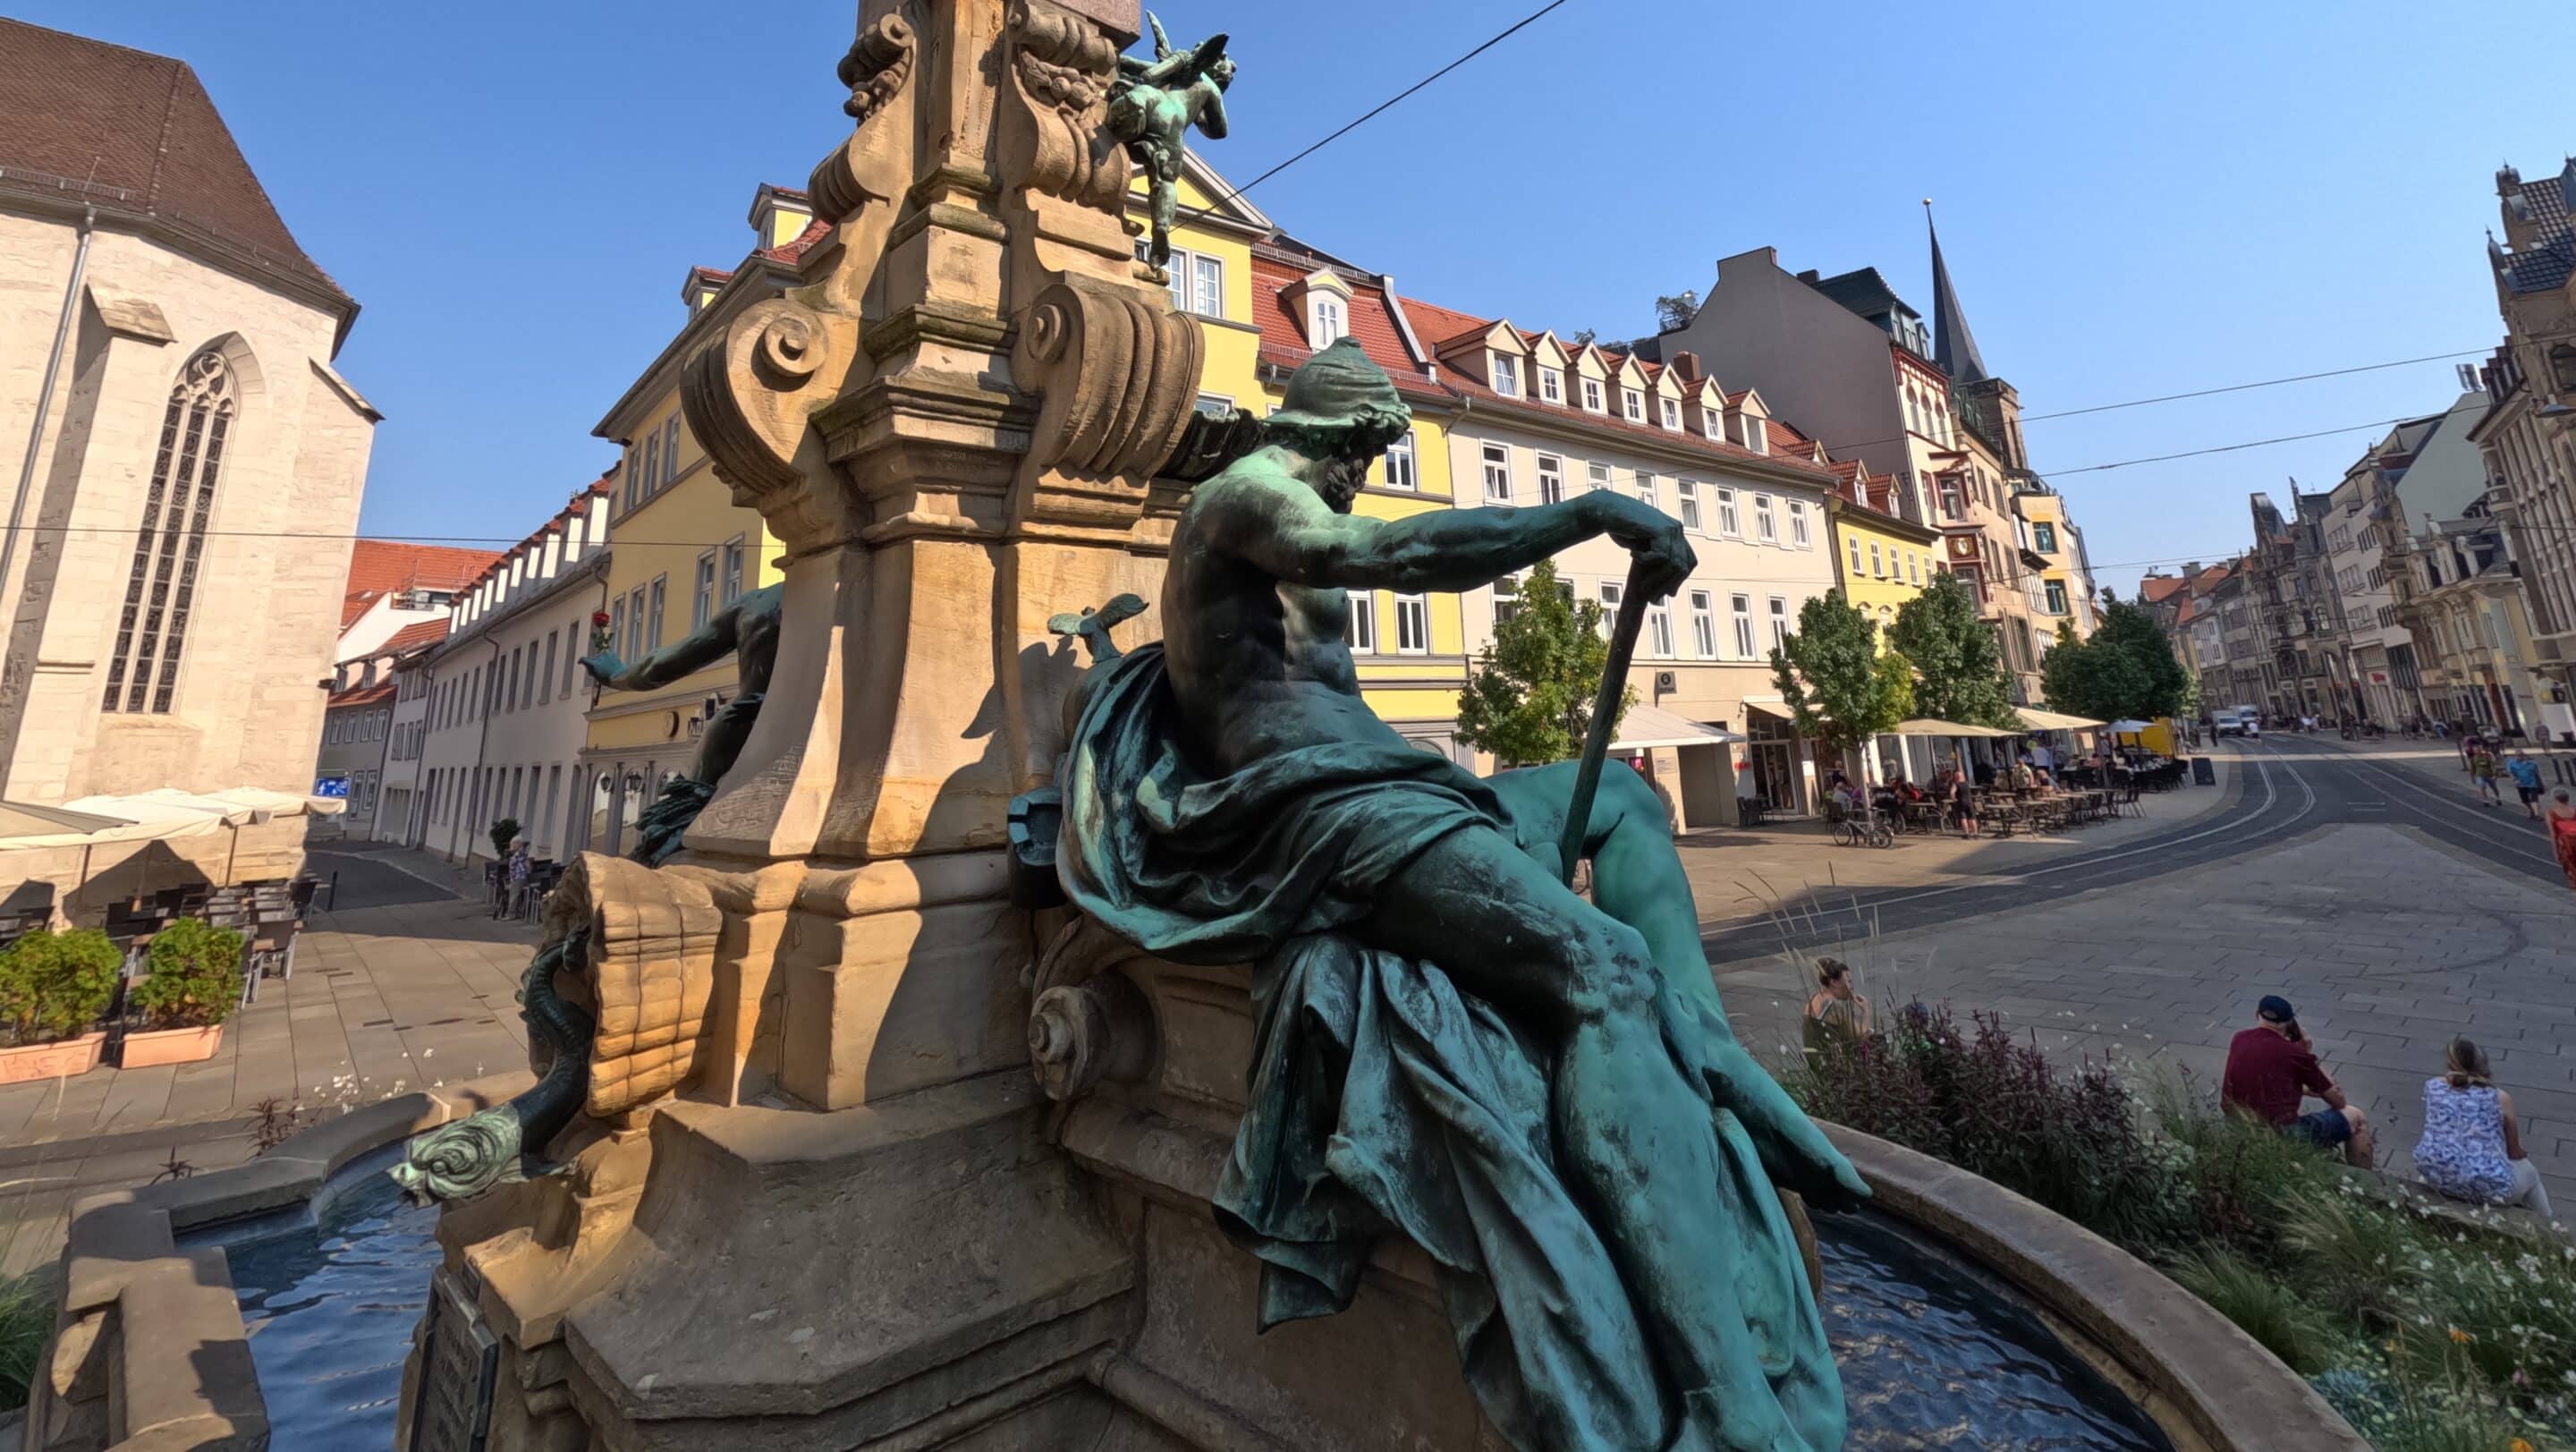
[1816,347,2490,457]
[1169,0,1576,223]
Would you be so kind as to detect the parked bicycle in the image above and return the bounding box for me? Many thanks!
[1830,813,1894,849]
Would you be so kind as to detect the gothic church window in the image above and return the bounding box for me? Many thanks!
[105,349,235,714]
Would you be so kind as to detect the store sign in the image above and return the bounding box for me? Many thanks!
[313,775,351,799]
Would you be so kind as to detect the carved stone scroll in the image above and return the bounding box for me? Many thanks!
[1004,1,1129,215]
[581,855,723,1118]
[682,299,856,554]
[837,13,916,123]
[1010,276,1202,531]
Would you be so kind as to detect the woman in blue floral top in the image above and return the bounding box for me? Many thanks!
[2413,1039,2553,1220]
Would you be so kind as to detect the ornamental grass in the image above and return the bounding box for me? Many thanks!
[1789,1001,2576,1451]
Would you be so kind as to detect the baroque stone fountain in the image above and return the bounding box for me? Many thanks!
[326,5,2368,1452]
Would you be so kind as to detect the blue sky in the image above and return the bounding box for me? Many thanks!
[17,0,2563,593]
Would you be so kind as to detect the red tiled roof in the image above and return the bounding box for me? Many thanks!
[377,618,450,657]
[1397,296,1493,352]
[2140,574,2190,603]
[0,19,347,305]
[326,683,395,709]
[1250,256,1431,386]
[342,540,502,630]
[764,216,833,264]
[455,473,616,596]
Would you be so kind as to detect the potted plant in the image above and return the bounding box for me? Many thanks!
[0,927,120,1083]
[121,917,244,1068]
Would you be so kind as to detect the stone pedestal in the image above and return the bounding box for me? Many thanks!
[401,4,1508,1448]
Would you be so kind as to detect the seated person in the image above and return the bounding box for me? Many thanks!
[1801,957,1872,1057]
[2413,1038,2553,1218]
[1888,774,1924,803]
[2221,996,2374,1166]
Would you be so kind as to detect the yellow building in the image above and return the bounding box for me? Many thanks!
[1150,161,1476,756]
[2015,485,2099,639]
[1822,462,1938,633]
[580,183,813,852]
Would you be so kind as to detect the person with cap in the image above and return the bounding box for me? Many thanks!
[2221,995,2374,1166]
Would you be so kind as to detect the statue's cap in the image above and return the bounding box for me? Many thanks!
[1266,337,1410,435]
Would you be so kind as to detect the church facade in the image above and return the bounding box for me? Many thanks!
[0,18,377,806]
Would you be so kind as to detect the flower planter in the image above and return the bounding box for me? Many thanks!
[118,1023,225,1069]
[0,1030,107,1084]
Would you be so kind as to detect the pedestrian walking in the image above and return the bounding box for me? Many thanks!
[2546,789,2576,893]
[2470,744,2503,807]
[2508,748,2546,818]
[1945,767,1979,837]
[2412,1039,2554,1220]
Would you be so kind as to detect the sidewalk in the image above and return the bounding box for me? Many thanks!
[1678,753,2242,930]
[0,864,536,1276]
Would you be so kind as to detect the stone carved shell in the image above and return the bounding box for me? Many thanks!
[1004,1,1129,214]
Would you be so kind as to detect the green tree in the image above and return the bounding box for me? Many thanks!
[1770,594,1915,817]
[0,928,120,1045]
[131,918,245,1031]
[488,816,521,859]
[2041,603,2190,723]
[1889,572,2020,729]
[1455,558,1634,768]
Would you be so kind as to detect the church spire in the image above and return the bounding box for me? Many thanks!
[1925,200,1988,384]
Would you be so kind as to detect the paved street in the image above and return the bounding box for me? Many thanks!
[0,844,533,1276]
[1713,734,2576,1214]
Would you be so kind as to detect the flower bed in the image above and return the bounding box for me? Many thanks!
[1791,1003,2576,1452]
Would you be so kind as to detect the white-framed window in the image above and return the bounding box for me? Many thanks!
[648,575,667,650]
[1677,479,1702,531]
[1587,460,1612,492]
[1755,494,1777,542]
[1870,542,1884,577]
[1581,377,1606,412]
[1690,590,1717,657]
[1741,415,1767,454]
[1347,590,1377,654]
[1622,387,1645,422]
[693,550,717,630]
[1195,393,1235,417]
[1908,552,1921,585]
[1481,443,1513,503]
[1538,367,1563,403]
[1648,601,1674,658]
[722,537,746,604]
[1494,573,1522,629]
[1731,593,1755,657]
[1165,248,1224,318]
[1309,294,1346,346]
[1394,593,1430,653]
[1848,536,1863,574]
[1768,596,1790,649]
[1491,354,1521,397]
[2046,579,2070,614]
[1634,470,1657,508]
[1659,396,1682,430]
[1598,581,1623,635]
[1789,499,1810,546]
[1383,430,1417,490]
[1716,487,1741,536]
[1537,453,1564,505]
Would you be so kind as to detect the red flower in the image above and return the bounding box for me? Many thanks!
[591,611,611,626]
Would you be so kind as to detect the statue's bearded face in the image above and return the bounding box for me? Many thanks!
[1316,451,1370,514]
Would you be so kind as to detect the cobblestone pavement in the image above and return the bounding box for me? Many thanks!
[1716,735,2576,1216]
[0,845,533,1276]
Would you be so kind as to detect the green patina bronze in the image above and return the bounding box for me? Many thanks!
[391,584,786,1204]
[581,581,784,866]
[1107,13,1232,271]
[1058,338,1864,1450]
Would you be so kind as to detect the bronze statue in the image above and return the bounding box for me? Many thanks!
[1106,13,1233,271]
[581,582,783,865]
[1057,339,1862,1449]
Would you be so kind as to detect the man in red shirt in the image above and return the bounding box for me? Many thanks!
[2221,996,2374,1166]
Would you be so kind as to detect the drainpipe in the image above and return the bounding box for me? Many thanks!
[0,207,97,760]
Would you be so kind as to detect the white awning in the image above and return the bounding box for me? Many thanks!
[1893,718,2017,739]
[2017,707,2106,731]
[1610,704,1744,751]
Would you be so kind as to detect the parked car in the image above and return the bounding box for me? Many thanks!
[2214,708,2261,738]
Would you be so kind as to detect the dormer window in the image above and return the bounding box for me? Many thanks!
[1492,354,1521,397]
[1309,293,1346,347]
[1737,414,1767,454]
[1659,397,1682,430]
[1581,378,1606,412]
[1621,387,1644,422]
[1704,409,1722,440]
[1539,367,1563,404]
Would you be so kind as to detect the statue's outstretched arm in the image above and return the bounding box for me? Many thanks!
[584,608,743,692]
[1218,482,1692,599]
